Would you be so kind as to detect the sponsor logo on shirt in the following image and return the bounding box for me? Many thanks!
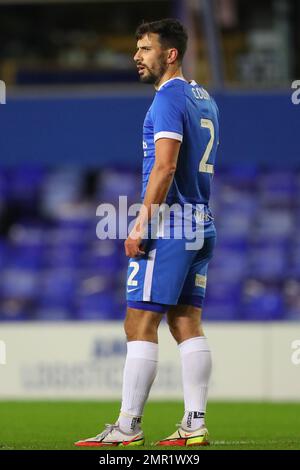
[195,274,207,289]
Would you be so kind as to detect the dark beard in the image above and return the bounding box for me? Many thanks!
[139,69,157,84]
[139,56,168,85]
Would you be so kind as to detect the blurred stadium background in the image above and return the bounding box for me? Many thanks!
[0,0,299,449]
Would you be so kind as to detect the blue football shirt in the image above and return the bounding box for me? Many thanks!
[142,77,219,237]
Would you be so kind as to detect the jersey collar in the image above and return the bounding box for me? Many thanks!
[157,76,188,91]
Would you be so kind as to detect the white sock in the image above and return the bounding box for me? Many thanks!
[119,341,158,434]
[179,336,212,431]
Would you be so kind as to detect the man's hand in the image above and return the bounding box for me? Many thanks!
[124,234,145,258]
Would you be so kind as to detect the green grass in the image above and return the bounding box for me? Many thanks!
[0,401,299,450]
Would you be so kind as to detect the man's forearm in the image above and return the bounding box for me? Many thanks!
[134,164,175,234]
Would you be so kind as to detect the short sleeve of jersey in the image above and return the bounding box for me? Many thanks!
[151,88,185,143]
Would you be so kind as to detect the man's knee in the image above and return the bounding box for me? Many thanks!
[124,308,162,342]
[167,318,189,343]
[168,319,203,344]
[167,305,204,344]
[124,314,135,340]
[124,312,145,340]
[167,317,180,341]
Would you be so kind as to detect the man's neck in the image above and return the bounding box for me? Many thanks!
[155,68,186,91]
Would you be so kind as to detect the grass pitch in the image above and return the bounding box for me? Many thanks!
[0,401,299,450]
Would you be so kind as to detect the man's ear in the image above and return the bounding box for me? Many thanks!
[167,48,178,64]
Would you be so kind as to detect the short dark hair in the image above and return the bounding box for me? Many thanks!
[135,18,188,63]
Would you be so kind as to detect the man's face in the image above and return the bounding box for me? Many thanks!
[134,33,168,85]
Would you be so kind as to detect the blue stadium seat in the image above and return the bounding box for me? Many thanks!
[0,239,7,270]
[202,300,240,321]
[248,246,287,280]
[35,307,72,321]
[241,280,284,320]
[258,171,297,205]
[0,299,35,321]
[40,168,85,217]
[0,269,39,299]
[96,169,140,203]
[38,268,77,303]
[76,292,117,320]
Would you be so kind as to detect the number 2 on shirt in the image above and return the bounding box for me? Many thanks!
[199,118,214,174]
